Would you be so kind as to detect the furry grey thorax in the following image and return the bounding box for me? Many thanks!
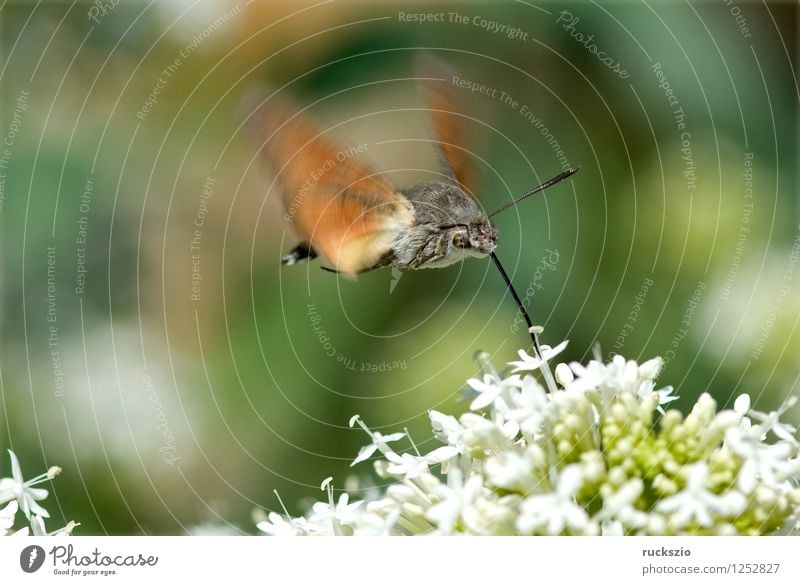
[390,181,498,270]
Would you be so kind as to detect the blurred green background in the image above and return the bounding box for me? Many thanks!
[1,0,798,534]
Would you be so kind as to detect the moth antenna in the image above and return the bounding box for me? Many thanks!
[487,167,579,219]
[490,251,542,358]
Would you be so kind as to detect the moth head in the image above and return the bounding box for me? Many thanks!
[467,220,498,254]
[449,220,497,255]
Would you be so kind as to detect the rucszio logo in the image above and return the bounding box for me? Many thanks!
[20,545,46,573]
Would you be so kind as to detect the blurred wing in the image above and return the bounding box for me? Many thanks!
[417,56,476,194]
[242,90,414,276]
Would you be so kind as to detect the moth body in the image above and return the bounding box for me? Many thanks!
[391,180,498,270]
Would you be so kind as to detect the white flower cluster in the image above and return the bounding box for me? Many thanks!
[257,342,800,535]
[1,450,77,536]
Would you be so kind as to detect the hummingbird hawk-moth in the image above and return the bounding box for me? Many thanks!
[241,57,578,355]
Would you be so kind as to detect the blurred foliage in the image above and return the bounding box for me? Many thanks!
[1,1,798,534]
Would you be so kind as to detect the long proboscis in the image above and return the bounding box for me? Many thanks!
[487,167,580,219]
[490,252,542,358]
[487,168,579,356]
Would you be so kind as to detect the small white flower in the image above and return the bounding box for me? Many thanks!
[638,357,663,380]
[484,447,540,492]
[427,472,486,534]
[725,428,800,493]
[568,355,662,404]
[383,453,430,478]
[595,478,648,529]
[459,413,512,454]
[0,450,59,520]
[353,505,402,536]
[384,446,458,479]
[748,396,799,446]
[517,464,589,534]
[734,394,751,415]
[505,377,550,437]
[309,493,363,526]
[351,430,407,467]
[257,512,308,536]
[733,394,754,432]
[386,476,441,509]
[656,463,746,528]
[567,356,624,395]
[429,410,467,451]
[30,515,77,537]
[1,500,18,536]
[601,520,624,535]
[509,341,569,373]
[466,373,521,411]
[636,381,679,413]
[554,363,574,387]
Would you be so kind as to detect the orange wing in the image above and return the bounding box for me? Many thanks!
[242,90,414,276]
[417,56,476,194]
